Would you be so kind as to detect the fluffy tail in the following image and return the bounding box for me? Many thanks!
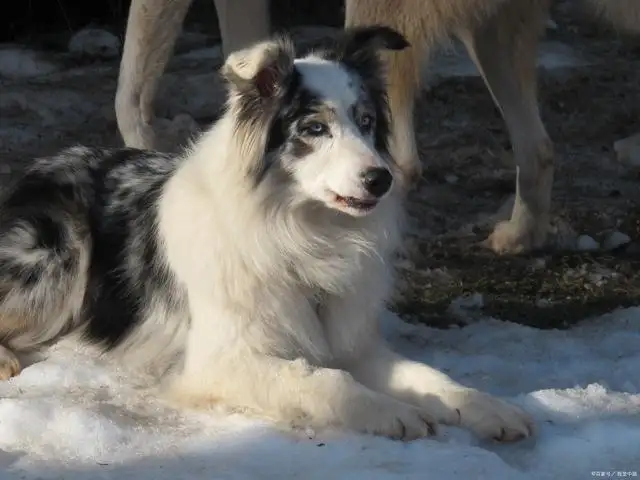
[586,0,640,33]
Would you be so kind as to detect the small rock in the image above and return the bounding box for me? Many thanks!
[614,133,640,168]
[530,257,548,271]
[0,47,58,78]
[448,293,484,324]
[444,174,459,184]
[395,258,414,270]
[549,218,578,250]
[576,234,600,252]
[453,293,484,310]
[535,298,553,308]
[155,113,201,152]
[546,18,559,30]
[68,28,121,58]
[603,231,631,251]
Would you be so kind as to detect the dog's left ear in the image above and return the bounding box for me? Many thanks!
[221,37,295,100]
[337,25,410,57]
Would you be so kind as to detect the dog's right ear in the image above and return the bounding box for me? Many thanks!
[339,26,410,56]
[221,37,295,101]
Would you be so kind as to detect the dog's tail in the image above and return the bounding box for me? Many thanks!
[586,0,640,33]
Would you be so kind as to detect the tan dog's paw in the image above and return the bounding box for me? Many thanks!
[484,219,544,255]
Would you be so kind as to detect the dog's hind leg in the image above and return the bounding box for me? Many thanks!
[457,0,554,254]
[0,212,90,380]
[115,0,194,150]
[0,344,20,380]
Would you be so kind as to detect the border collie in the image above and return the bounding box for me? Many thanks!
[0,26,533,442]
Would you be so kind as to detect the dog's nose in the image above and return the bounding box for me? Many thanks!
[361,167,392,197]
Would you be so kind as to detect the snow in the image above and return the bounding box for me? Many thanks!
[1,308,640,479]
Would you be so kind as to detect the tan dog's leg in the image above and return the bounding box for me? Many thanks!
[115,0,270,150]
[345,1,424,187]
[589,0,640,169]
[345,0,510,188]
[588,0,640,33]
[458,0,554,254]
[116,0,194,149]
[213,0,270,58]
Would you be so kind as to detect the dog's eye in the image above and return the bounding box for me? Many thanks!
[359,114,374,132]
[302,122,329,137]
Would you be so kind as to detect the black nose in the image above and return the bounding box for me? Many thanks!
[361,167,392,197]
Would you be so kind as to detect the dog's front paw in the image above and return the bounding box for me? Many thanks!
[346,395,438,441]
[446,388,535,442]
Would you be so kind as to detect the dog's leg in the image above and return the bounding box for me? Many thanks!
[0,203,90,381]
[0,344,21,381]
[213,0,270,58]
[321,260,534,442]
[170,292,437,440]
[116,0,270,150]
[458,0,554,254]
[115,0,193,149]
[348,337,535,442]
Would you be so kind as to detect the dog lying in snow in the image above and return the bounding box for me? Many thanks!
[115,0,640,255]
[0,27,533,441]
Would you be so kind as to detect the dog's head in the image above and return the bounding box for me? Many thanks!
[221,26,409,217]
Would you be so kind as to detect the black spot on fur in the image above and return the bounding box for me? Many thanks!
[81,149,177,349]
[316,26,410,161]
[289,138,315,158]
[266,72,325,154]
[249,68,324,184]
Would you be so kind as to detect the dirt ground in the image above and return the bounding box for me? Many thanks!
[396,9,640,329]
[0,5,639,330]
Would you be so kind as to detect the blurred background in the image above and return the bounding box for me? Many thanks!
[1,0,345,44]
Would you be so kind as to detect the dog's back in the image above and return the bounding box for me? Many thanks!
[0,146,182,378]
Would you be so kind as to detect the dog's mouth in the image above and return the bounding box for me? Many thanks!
[333,193,378,213]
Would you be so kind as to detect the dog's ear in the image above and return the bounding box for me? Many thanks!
[221,37,295,100]
[338,25,410,56]
[322,25,410,84]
